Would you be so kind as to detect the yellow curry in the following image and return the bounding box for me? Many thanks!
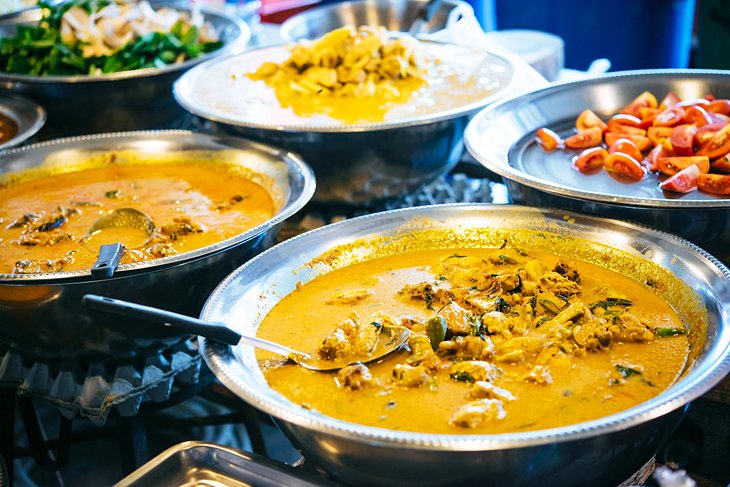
[0,161,275,274]
[257,247,691,434]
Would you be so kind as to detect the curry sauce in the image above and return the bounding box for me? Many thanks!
[257,247,690,434]
[0,163,275,274]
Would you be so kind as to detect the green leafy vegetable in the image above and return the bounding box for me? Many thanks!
[450,371,475,383]
[654,327,688,337]
[0,0,223,76]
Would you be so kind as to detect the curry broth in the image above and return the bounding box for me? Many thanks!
[0,163,276,274]
[257,248,690,434]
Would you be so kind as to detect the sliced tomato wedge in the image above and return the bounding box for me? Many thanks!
[670,124,698,156]
[621,91,658,118]
[698,173,730,195]
[657,156,710,176]
[694,121,727,146]
[604,153,646,181]
[707,99,730,116]
[710,154,730,174]
[608,137,642,161]
[604,132,651,151]
[564,126,602,149]
[659,92,681,109]
[682,106,712,127]
[607,114,646,135]
[638,107,661,128]
[535,127,563,151]
[573,147,607,173]
[659,164,700,193]
[647,126,674,146]
[654,106,686,127]
[645,144,668,171]
[697,124,730,159]
[575,109,607,132]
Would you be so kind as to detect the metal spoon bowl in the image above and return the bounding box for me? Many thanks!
[86,208,156,246]
[82,294,410,371]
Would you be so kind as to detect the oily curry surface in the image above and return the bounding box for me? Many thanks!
[257,247,691,434]
[0,162,275,274]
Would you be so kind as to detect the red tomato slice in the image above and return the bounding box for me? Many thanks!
[564,126,602,149]
[608,137,642,161]
[573,147,607,173]
[682,106,712,127]
[604,132,652,151]
[659,92,680,109]
[647,126,674,146]
[535,127,563,151]
[659,164,701,193]
[698,173,730,195]
[707,99,730,116]
[657,156,710,176]
[638,107,661,128]
[621,91,658,118]
[575,109,607,132]
[645,144,667,171]
[604,153,646,180]
[654,106,686,127]
[607,114,646,135]
[694,121,727,146]
[670,124,698,156]
[697,124,730,159]
[710,154,730,174]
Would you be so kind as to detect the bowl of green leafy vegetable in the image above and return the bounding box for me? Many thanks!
[0,0,250,136]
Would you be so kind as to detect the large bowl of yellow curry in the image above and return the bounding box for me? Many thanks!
[174,27,515,205]
[200,204,730,487]
[0,130,315,361]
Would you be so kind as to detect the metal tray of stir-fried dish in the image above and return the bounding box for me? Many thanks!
[114,441,338,487]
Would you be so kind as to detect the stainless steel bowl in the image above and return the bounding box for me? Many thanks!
[279,0,474,42]
[0,131,315,361]
[174,41,515,205]
[0,1,250,137]
[200,204,730,487]
[464,69,730,247]
[0,90,45,151]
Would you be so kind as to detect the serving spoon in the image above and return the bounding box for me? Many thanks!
[82,294,410,371]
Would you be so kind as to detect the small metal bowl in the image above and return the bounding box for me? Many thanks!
[464,69,730,247]
[0,90,45,151]
[200,204,730,486]
[0,0,250,137]
[174,40,515,205]
[279,0,474,42]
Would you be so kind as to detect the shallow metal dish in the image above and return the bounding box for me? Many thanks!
[0,131,315,361]
[464,69,730,246]
[115,441,335,487]
[174,41,514,205]
[0,1,250,137]
[200,204,730,487]
[279,0,474,42]
[0,90,45,151]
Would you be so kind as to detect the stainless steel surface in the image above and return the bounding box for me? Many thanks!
[464,69,730,245]
[279,0,473,42]
[0,90,45,151]
[174,42,514,205]
[0,130,315,361]
[114,441,336,487]
[0,1,250,137]
[201,204,730,487]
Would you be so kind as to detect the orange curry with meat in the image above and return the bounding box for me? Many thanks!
[257,246,692,434]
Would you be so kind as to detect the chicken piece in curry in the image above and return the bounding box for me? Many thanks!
[257,247,691,434]
[0,162,275,274]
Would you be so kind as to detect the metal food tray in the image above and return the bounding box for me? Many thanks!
[114,441,338,487]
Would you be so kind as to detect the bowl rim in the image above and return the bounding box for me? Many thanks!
[200,203,730,451]
[465,68,730,209]
[172,40,517,133]
[0,3,251,83]
[278,0,475,43]
[0,89,45,151]
[0,129,316,283]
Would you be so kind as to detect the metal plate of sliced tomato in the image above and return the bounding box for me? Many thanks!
[465,70,730,207]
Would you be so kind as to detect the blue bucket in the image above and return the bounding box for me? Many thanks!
[493,0,696,71]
